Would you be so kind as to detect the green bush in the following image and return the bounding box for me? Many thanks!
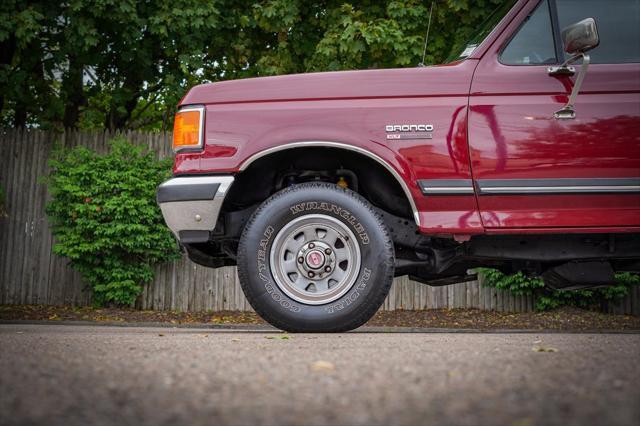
[479,268,640,311]
[46,138,179,306]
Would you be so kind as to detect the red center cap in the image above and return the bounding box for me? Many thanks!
[305,250,325,269]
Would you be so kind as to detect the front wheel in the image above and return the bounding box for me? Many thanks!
[237,183,394,332]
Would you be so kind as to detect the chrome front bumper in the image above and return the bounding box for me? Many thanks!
[157,176,234,243]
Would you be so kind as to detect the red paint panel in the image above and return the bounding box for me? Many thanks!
[176,61,482,234]
[469,1,640,229]
[181,61,476,106]
[173,152,200,175]
[479,194,640,228]
[484,226,640,235]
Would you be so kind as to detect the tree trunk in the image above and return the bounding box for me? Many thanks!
[104,72,143,131]
[13,104,27,128]
[0,35,16,120]
[62,56,86,129]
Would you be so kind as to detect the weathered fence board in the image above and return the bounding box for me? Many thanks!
[1,128,638,314]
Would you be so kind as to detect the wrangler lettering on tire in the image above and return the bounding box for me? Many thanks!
[237,183,394,332]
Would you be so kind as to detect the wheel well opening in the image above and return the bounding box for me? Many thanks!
[222,147,413,220]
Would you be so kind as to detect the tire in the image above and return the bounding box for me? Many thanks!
[237,182,394,332]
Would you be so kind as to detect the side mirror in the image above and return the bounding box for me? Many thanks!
[562,18,599,55]
[547,18,600,119]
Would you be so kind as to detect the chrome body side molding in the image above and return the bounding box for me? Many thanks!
[417,179,475,195]
[477,178,640,195]
[416,177,640,196]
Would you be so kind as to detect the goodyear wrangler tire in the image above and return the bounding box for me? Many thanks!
[237,182,394,332]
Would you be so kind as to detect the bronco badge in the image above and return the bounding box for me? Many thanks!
[385,124,434,140]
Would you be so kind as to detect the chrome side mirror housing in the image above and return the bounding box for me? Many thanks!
[547,18,600,119]
[562,18,600,56]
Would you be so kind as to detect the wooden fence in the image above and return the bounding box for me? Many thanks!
[1,128,638,314]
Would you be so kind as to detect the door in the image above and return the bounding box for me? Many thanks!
[468,0,640,230]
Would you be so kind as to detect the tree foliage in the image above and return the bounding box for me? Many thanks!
[1,0,503,130]
[45,138,179,305]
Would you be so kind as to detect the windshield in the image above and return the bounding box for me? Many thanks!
[445,0,519,63]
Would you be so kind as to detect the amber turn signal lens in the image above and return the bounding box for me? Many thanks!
[173,108,202,151]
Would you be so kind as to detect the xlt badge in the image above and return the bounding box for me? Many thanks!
[385,124,434,140]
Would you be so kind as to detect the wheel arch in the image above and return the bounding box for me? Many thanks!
[229,141,420,226]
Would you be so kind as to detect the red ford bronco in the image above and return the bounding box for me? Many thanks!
[157,0,640,332]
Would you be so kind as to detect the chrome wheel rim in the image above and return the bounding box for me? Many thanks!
[269,214,361,305]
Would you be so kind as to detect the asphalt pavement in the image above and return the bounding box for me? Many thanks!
[1,324,639,426]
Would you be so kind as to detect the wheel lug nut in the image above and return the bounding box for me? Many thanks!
[298,257,304,264]
[324,248,331,255]
[308,271,315,278]
[309,243,315,249]
[324,266,331,272]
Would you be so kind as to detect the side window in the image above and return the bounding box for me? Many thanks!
[500,0,557,65]
[557,0,640,64]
